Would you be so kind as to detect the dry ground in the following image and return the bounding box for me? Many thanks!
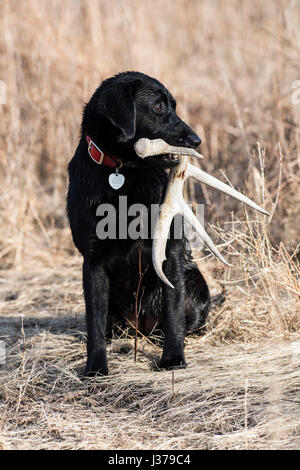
[0,0,300,450]
[0,230,299,450]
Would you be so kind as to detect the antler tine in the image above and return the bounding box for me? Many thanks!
[186,163,270,216]
[152,209,177,289]
[181,202,232,267]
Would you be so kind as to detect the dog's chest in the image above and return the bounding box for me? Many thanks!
[106,240,160,305]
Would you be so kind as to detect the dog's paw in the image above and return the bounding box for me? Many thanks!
[84,366,108,378]
[84,353,108,377]
[158,355,187,371]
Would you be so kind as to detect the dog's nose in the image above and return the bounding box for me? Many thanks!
[184,134,201,149]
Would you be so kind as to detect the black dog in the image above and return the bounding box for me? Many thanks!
[67,71,210,376]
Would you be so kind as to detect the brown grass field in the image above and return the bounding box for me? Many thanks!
[0,0,300,450]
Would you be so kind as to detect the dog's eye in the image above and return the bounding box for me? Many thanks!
[153,102,165,114]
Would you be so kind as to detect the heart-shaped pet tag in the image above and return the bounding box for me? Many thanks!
[108,172,125,190]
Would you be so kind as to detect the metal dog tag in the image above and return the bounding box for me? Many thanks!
[109,172,125,190]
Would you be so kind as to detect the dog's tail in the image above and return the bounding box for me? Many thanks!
[184,263,226,334]
[210,288,226,309]
[184,262,211,333]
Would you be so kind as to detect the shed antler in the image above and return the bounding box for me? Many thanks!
[134,138,270,289]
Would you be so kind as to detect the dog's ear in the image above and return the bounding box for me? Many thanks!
[98,80,139,141]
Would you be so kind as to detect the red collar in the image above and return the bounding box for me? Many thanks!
[86,135,122,168]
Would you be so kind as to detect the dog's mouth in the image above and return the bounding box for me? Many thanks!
[159,153,180,164]
[144,153,180,167]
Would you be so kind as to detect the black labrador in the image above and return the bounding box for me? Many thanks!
[67,71,210,376]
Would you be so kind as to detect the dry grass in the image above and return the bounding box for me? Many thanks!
[1,313,300,449]
[0,0,300,450]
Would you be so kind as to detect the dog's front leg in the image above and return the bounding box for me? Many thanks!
[82,258,109,376]
[159,244,187,370]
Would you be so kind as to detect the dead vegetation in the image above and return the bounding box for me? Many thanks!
[0,0,300,450]
[1,327,300,450]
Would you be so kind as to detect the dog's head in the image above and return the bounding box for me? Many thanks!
[82,71,201,168]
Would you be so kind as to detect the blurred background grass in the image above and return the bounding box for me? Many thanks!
[0,0,299,270]
[1,0,300,450]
